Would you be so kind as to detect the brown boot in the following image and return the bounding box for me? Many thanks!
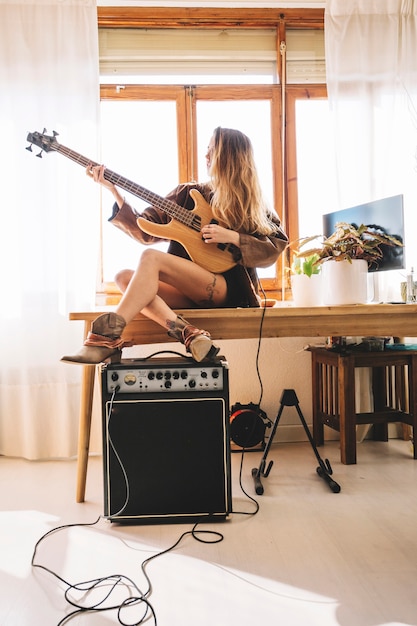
[168,315,219,362]
[61,312,126,365]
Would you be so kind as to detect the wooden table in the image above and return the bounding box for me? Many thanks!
[70,303,417,501]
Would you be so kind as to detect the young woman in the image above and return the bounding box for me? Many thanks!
[62,126,288,364]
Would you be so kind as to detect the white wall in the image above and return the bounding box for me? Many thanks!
[218,336,317,441]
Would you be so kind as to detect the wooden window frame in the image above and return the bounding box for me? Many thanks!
[97,7,325,301]
[97,7,324,30]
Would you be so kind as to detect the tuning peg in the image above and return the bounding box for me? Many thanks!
[53,130,59,137]
[26,144,33,152]
[36,151,43,158]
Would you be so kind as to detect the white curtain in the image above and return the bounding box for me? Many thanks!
[0,0,101,459]
[325,0,417,297]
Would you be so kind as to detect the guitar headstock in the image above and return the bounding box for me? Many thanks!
[26,129,59,156]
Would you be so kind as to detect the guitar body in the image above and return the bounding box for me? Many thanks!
[136,189,237,273]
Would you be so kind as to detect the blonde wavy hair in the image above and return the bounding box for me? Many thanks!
[209,126,275,235]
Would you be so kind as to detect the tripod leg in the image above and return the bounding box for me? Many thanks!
[251,405,285,494]
[251,468,264,495]
[316,465,341,493]
[294,399,341,493]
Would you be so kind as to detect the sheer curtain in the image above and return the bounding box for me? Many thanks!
[0,0,101,458]
[325,0,417,300]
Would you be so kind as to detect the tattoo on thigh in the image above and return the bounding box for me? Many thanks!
[200,274,217,307]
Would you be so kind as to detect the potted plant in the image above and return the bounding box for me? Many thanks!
[295,222,403,305]
[288,240,322,306]
[291,251,321,277]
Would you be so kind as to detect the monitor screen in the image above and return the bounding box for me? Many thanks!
[322,194,405,272]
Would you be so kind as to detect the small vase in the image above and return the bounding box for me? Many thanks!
[291,273,322,306]
[321,259,368,305]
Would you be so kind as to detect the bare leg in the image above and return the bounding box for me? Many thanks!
[114,269,133,293]
[62,250,227,364]
[115,248,227,329]
[115,268,196,308]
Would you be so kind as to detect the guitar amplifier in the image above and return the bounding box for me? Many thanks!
[101,355,231,524]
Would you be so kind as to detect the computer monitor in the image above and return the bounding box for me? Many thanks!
[322,194,405,272]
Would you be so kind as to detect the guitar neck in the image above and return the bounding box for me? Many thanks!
[52,142,198,229]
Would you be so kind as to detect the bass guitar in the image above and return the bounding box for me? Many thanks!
[26,130,238,273]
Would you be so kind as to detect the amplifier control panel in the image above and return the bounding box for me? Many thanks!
[103,357,227,394]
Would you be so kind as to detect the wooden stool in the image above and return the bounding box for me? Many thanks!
[310,347,417,464]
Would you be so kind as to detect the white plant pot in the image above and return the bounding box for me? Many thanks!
[321,259,368,305]
[291,273,322,306]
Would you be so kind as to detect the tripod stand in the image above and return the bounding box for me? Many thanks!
[251,389,341,495]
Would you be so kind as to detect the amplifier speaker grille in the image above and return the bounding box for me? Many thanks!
[101,357,231,524]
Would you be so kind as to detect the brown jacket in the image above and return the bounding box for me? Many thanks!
[109,182,288,308]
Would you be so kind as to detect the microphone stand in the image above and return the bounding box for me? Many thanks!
[252,389,341,495]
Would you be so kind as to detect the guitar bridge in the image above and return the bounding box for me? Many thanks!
[190,215,202,231]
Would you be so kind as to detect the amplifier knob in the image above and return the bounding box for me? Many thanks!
[164,380,172,389]
[148,371,155,380]
[111,372,119,381]
[156,371,163,380]
[164,371,172,380]
[189,378,196,388]
[212,369,220,378]
[173,370,180,379]
[181,370,188,379]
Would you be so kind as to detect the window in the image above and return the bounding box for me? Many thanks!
[96,8,326,303]
[99,97,178,290]
[294,96,338,238]
[285,85,331,248]
[98,85,280,298]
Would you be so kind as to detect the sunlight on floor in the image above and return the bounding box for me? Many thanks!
[0,510,59,578]
[3,512,340,625]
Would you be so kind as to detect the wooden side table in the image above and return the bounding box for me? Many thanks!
[310,347,417,464]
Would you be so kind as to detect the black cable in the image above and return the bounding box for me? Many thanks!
[105,386,132,518]
[31,517,155,626]
[31,515,225,626]
[139,521,224,598]
[231,448,260,516]
[255,275,268,408]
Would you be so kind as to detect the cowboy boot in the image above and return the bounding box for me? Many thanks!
[168,315,220,362]
[61,312,126,365]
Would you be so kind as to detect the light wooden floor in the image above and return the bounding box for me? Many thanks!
[1,438,417,626]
